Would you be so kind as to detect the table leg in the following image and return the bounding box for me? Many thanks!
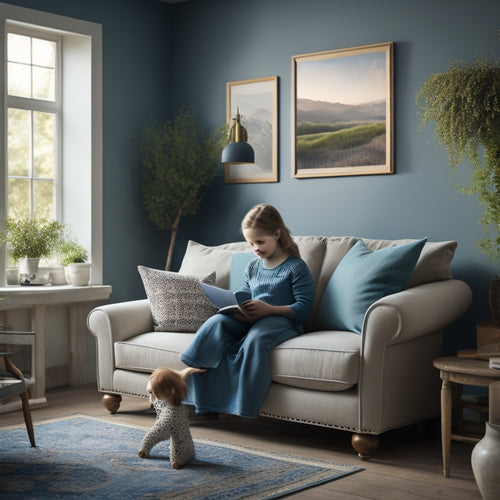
[441,376,453,477]
[30,305,45,401]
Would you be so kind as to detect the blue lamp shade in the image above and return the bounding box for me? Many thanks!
[221,141,255,164]
[222,109,255,165]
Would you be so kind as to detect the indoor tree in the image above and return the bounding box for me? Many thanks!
[140,107,226,270]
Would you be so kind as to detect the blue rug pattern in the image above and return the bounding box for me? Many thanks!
[0,415,363,499]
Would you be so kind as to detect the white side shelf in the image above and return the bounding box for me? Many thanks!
[0,285,112,411]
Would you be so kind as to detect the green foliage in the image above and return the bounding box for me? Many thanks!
[57,236,88,266]
[417,58,500,262]
[0,214,64,261]
[140,107,226,269]
[140,108,226,231]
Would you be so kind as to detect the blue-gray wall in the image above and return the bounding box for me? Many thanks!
[169,0,500,355]
[3,0,500,355]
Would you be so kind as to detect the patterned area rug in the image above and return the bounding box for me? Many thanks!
[0,415,363,499]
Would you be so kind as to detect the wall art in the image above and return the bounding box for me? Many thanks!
[292,42,393,178]
[225,76,278,184]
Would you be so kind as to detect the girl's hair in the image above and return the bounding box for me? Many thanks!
[149,368,187,406]
[241,203,300,258]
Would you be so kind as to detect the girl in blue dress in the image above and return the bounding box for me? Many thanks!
[180,203,314,418]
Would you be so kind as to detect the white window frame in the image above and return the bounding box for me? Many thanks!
[0,3,103,285]
[7,26,61,220]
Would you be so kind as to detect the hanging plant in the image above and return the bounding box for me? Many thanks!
[416,57,500,262]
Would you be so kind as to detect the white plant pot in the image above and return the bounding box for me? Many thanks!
[65,263,91,286]
[50,267,67,286]
[19,257,40,277]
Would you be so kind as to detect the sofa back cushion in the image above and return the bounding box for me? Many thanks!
[319,238,456,293]
[315,238,427,333]
[178,237,457,332]
[178,237,327,292]
[179,240,250,289]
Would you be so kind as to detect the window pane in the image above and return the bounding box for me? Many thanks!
[32,38,56,68]
[32,66,55,101]
[8,61,31,97]
[34,180,55,218]
[7,33,30,64]
[34,112,56,178]
[8,108,31,177]
[8,178,30,216]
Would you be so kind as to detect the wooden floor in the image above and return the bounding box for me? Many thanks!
[0,384,482,499]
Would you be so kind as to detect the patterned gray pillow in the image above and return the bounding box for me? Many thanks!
[138,266,217,332]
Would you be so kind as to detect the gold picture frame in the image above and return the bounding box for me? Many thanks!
[292,42,393,178]
[225,76,278,184]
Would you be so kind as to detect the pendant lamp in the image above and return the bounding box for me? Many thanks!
[221,109,255,164]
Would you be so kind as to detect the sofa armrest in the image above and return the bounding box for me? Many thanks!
[362,279,473,347]
[87,299,153,391]
[358,279,472,433]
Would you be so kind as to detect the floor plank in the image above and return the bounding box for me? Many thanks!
[0,384,482,499]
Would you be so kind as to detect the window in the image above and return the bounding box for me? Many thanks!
[7,30,59,219]
[0,3,103,284]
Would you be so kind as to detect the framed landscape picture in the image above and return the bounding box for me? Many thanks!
[292,42,393,178]
[225,76,278,184]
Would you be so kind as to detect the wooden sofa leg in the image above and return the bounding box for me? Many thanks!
[102,394,122,414]
[351,433,379,460]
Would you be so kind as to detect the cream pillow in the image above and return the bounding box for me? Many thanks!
[178,240,250,289]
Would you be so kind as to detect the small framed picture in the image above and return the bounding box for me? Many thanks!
[292,42,393,178]
[225,76,278,184]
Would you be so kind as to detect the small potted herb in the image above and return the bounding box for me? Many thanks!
[0,214,64,280]
[58,236,90,286]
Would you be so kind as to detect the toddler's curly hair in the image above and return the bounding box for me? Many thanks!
[148,368,187,407]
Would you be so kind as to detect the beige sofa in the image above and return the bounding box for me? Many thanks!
[87,236,472,457]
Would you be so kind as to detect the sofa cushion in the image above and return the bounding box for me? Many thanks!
[138,266,217,333]
[315,238,427,333]
[360,238,457,288]
[229,252,255,291]
[271,331,361,391]
[179,237,327,293]
[178,240,250,289]
[115,329,360,392]
[404,240,457,288]
[115,332,194,372]
[293,236,326,289]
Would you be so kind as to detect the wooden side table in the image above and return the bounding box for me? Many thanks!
[433,357,500,477]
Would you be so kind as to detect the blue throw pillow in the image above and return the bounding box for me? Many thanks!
[315,238,427,334]
[229,252,255,291]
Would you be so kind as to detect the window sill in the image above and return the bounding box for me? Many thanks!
[0,285,112,310]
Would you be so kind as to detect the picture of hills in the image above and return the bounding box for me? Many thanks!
[293,44,391,175]
[297,98,386,124]
[295,98,387,171]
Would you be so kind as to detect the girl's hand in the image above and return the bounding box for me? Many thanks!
[240,300,274,321]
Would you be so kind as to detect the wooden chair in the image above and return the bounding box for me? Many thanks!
[0,351,36,446]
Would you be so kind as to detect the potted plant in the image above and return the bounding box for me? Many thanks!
[58,236,90,286]
[140,107,226,270]
[0,214,64,281]
[417,56,500,328]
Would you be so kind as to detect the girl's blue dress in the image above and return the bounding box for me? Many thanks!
[180,255,314,418]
